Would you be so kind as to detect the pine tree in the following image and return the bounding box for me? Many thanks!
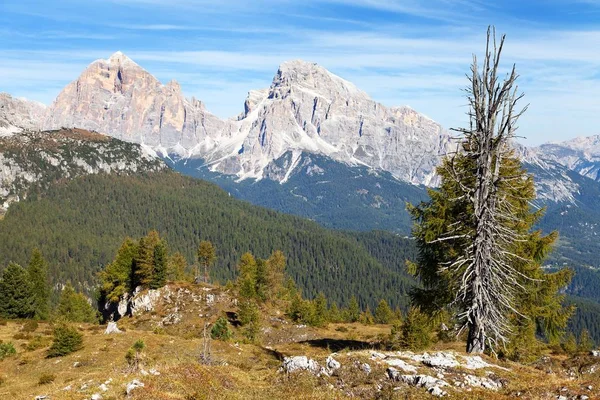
[167,252,188,282]
[409,27,572,354]
[151,240,168,289]
[133,236,155,288]
[0,263,35,319]
[399,307,431,351]
[197,240,216,284]
[27,249,50,320]
[266,250,286,300]
[375,299,394,324]
[578,329,594,353]
[99,237,138,303]
[346,296,360,323]
[238,252,258,299]
[360,306,375,325]
[56,282,98,323]
[313,292,329,327]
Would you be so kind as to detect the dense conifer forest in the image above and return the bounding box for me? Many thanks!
[0,171,416,310]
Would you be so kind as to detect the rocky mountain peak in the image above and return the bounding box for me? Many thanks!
[270,60,367,102]
[43,52,226,151]
[107,51,139,67]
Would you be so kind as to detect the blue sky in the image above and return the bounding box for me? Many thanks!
[1,0,599,145]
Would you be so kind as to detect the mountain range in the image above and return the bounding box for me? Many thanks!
[2,51,600,267]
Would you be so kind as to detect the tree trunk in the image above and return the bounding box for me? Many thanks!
[204,263,209,284]
[466,321,486,353]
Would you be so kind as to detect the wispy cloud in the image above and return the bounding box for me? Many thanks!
[1,0,599,144]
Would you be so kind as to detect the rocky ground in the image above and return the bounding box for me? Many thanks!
[0,283,599,399]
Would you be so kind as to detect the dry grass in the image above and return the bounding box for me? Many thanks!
[0,284,598,399]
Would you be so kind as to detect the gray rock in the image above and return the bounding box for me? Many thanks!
[388,371,448,397]
[281,356,321,374]
[326,355,341,373]
[126,379,144,396]
[361,363,372,375]
[104,321,122,334]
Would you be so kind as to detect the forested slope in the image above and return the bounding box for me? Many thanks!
[0,171,416,309]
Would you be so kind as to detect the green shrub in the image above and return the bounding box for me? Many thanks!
[46,323,83,358]
[0,342,17,360]
[125,339,145,370]
[38,373,55,385]
[237,300,261,343]
[561,332,578,356]
[395,307,431,351]
[211,317,232,341]
[25,335,51,351]
[21,320,39,333]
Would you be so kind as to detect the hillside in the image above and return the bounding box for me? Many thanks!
[0,128,164,213]
[0,170,416,310]
[0,282,598,400]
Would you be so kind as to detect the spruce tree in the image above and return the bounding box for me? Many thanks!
[99,237,138,303]
[409,27,572,354]
[266,250,286,300]
[133,236,155,288]
[375,299,394,324]
[27,249,50,320]
[0,263,35,319]
[238,252,258,299]
[346,296,360,323]
[255,258,268,302]
[56,282,98,323]
[399,307,431,351]
[578,329,594,353]
[313,292,329,327]
[151,240,168,289]
[167,252,188,282]
[197,240,216,284]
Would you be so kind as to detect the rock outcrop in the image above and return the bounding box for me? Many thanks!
[0,128,165,213]
[0,93,45,134]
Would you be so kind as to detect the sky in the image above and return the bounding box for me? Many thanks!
[1,0,599,145]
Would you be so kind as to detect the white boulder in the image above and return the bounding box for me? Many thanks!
[126,379,145,396]
[104,321,122,334]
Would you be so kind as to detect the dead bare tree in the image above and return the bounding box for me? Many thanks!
[442,26,529,353]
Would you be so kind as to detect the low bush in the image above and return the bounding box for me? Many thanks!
[47,323,83,358]
[210,317,232,341]
[0,342,17,360]
[21,320,39,333]
[38,373,56,385]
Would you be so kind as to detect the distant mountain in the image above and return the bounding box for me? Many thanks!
[43,52,225,153]
[3,51,600,269]
[40,53,453,187]
[0,93,45,134]
[533,135,600,182]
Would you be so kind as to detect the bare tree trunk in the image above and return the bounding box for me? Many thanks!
[466,321,485,353]
[204,263,209,284]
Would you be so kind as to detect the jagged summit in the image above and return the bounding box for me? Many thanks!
[37,52,449,185]
[271,59,366,101]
